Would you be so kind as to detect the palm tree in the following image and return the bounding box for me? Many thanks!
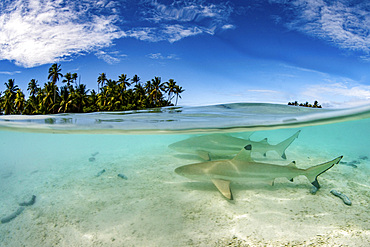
[118,74,131,91]
[174,85,184,106]
[104,79,119,111]
[134,83,146,108]
[73,84,89,112]
[131,74,140,86]
[164,79,177,104]
[14,89,26,114]
[144,80,152,107]
[98,79,116,111]
[2,79,19,114]
[97,88,106,111]
[3,91,15,114]
[125,88,135,109]
[0,91,3,114]
[5,79,19,95]
[48,63,63,83]
[27,79,39,98]
[86,89,98,112]
[150,77,164,106]
[48,63,63,108]
[97,73,107,93]
[72,73,78,86]
[313,100,322,108]
[144,80,153,94]
[58,86,72,113]
[41,81,59,114]
[63,72,73,88]
[0,64,185,114]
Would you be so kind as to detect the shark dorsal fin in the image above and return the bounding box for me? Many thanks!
[287,161,297,168]
[261,138,268,143]
[196,150,211,161]
[212,179,233,200]
[233,144,253,162]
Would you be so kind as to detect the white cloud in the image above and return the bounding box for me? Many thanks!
[0,0,125,68]
[147,53,178,60]
[282,64,328,76]
[145,0,232,24]
[0,70,21,75]
[0,0,235,68]
[273,0,370,56]
[300,82,370,108]
[95,50,127,64]
[222,24,235,30]
[126,28,156,42]
[248,89,281,94]
[163,24,203,42]
[127,24,203,43]
[147,53,162,59]
[135,0,234,42]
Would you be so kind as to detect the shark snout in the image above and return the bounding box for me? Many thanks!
[174,166,185,175]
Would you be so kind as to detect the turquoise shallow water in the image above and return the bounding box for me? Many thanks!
[0,103,369,246]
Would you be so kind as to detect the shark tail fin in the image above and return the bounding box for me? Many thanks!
[274,130,301,159]
[305,156,343,189]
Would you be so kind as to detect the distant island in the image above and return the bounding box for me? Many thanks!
[287,101,322,108]
[0,63,184,115]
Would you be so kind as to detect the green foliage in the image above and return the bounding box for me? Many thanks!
[0,64,185,115]
[288,100,322,108]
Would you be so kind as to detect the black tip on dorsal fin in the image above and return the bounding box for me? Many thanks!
[244,144,252,150]
[287,161,296,168]
[260,138,268,143]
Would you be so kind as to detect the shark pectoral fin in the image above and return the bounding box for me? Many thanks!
[196,150,211,160]
[212,179,233,200]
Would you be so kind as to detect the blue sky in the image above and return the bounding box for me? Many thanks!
[0,0,370,108]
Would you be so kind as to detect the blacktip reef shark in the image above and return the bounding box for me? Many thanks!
[169,130,300,160]
[175,144,343,200]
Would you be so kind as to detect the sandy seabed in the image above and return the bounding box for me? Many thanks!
[0,124,369,247]
[0,140,369,247]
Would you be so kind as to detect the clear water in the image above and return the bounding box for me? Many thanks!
[0,103,369,246]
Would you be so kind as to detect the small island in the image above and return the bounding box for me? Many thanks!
[287,101,322,108]
[0,63,184,115]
